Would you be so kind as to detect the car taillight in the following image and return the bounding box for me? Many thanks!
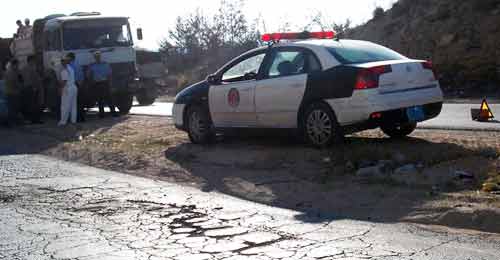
[422,61,438,80]
[354,65,392,90]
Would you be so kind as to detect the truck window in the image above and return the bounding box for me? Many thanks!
[44,29,61,51]
[62,19,132,50]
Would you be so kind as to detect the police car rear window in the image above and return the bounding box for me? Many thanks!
[327,41,406,64]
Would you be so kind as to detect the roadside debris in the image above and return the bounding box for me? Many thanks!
[356,165,384,178]
[482,181,500,193]
[455,170,474,181]
[392,152,406,164]
[392,164,420,185]
[355,160,393,179]
[394,164,418,176]
[354,158,490,190]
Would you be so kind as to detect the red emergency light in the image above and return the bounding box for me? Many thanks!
[261,31,335,42]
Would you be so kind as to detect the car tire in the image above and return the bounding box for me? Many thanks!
[381,122,417,138]
[186,105,215,144]
[302,102,343,148]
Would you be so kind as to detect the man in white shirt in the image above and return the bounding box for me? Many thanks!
[58,57,78,126]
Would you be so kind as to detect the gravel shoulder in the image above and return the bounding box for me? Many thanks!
[1,115,499,234]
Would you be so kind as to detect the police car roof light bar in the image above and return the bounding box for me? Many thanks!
[261,31,336,42]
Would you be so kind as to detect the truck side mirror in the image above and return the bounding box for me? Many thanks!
[137,28,143,41]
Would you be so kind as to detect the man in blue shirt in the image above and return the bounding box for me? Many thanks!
[67,52,86,122]
[87,51,118,118]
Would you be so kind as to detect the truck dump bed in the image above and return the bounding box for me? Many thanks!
[10,37,35,67]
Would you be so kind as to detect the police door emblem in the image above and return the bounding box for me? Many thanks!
[228,88,240,107]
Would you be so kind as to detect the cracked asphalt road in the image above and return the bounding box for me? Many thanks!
[1,155,499,260]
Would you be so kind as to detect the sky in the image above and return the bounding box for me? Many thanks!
[0,0,395,50]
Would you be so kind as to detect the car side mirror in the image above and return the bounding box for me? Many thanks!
[244,72,257,80]
[136,28,143,41]
[207,74,219,85]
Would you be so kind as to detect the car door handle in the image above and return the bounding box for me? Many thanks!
[291,84,303,89]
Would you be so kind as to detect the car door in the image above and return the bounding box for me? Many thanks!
[255,47,322,128]
[209,51,268,128]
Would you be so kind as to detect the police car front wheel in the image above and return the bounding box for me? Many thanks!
[302,103,343,147]
[187,106,215,144]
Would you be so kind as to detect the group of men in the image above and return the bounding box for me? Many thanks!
[3,56,43,126]
[3,51,118,127]
[15,19,32,39]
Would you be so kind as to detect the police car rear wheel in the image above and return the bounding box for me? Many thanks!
[381,122,417,138]
[303,103,342,147]
[187,106,214,144]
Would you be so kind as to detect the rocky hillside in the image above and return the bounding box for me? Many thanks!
[349,0,500,96]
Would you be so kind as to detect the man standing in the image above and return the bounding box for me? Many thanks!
[67,53,86,122]
[15,20,24,37]
[23,18,33,37]
[58,57,78,126]
[87,51,118,118]
[4,59,21,127]
[21,55,43,124]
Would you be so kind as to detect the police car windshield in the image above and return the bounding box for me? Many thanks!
[63,19,132,50]
[327,40,406,64]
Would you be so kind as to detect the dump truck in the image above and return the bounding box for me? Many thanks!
[5,12,157,114]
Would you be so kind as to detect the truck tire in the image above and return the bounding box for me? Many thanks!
[115,93,133,114]
[136,89,156,106]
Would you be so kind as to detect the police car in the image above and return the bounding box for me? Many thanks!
[173,31,443,147]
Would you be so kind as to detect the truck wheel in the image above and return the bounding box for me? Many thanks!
[301,102,343,148]
[381,122,417,138]
[136,89,156,106]
[115,93,133,114]
[186,105,215,144]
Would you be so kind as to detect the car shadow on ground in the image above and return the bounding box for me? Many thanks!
[0,112,127,156]
[164,132,500,233]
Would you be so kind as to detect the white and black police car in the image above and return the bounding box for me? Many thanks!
[173,31,443,147]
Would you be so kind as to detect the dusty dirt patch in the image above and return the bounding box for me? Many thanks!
[1,115,499,233]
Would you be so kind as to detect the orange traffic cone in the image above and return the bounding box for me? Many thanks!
[471,99,495,122]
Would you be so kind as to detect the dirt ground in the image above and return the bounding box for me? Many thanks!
[1,114,500,234]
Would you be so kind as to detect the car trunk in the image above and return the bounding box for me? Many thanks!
[350,59,438,94]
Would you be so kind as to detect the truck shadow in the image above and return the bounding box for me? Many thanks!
[0,112,127,156]
[164,132,500,234]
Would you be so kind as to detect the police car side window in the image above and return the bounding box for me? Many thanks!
[267,51,305,78]
[222,53,266,82]
[307,53,321,72]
